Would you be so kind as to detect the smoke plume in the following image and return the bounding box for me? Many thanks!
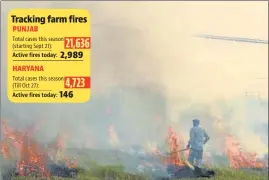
[1,2,268,158]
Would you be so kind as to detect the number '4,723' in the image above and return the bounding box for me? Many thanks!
[59,91,73,98]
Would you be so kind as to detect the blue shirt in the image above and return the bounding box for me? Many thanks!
[188,126,209,150]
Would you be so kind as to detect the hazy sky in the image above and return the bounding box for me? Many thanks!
[2,1,267,101]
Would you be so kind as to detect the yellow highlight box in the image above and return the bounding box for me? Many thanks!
[7,9,91,103]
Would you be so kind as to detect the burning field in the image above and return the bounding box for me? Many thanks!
[1,120,79,179]
[1,1,268,180]
[0,119,267,180]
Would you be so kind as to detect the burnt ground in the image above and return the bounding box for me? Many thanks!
[1,148,267,180]
[65,148,217,179]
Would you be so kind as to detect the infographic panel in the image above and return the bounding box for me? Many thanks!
[7,9,91,103]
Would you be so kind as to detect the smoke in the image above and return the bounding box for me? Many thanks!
[1,1,268,159]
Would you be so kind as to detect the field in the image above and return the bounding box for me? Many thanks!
[11,166,268,180]
[9,148,268,180]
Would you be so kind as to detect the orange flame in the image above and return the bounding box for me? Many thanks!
[1,120,77,178]
[1,120,49,177]
[225,134,265,168]
[153,127,186,167]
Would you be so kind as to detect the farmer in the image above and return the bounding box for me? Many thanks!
[187,119,210,167]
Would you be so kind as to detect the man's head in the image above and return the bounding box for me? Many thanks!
[192,119,200,127]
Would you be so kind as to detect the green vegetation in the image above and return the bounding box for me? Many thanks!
[11,166,268,180]
[8,149,268,180]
